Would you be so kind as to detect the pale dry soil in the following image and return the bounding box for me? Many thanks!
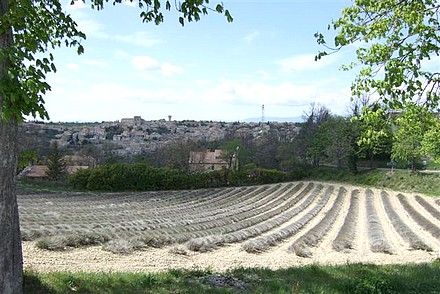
[22,241,439,273]
[22,184,440,273]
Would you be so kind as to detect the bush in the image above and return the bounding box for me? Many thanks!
[68,163,304,192]
[102,238,146,254]
[289,166,310,180]
[69,163,191,191]
[68,168,92,189]
[35,233,110,251]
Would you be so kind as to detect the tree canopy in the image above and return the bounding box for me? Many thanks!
[353,105,392,166]
[316,0,440,110]
[392,102,440,170]
[0,1,85,121]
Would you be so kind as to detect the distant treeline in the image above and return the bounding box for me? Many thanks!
[68,163,308,191]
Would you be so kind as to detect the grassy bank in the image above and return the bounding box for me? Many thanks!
[306,167,440,196]
[24,261,440,294]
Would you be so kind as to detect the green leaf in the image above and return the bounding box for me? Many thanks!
[50,63,56,72]
[225,10,233,22]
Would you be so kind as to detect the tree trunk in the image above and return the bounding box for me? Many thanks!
[0,119,22,294]
[0,0,24,293]
[411,158,417,173]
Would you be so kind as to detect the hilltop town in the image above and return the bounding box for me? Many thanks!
[20,116,301,159]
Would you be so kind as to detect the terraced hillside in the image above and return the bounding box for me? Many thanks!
[18,182,440,272]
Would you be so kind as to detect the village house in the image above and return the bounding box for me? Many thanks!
[188,149,238,173]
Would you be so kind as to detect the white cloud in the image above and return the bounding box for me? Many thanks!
[131,56,160,71]
[114,49,130,58]
[202,80,318,106]
[256,70,271,80]
[196,78,353,118]
[277,53,339,72]
[131,55,183,76]
[41,76,353,122]
[195,80,213,87]
[161,63,183,76]
[67,9,162,48]
[244,30,260,43]
[75,18,104,36]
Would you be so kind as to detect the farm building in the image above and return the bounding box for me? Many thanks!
[189,149,237,172]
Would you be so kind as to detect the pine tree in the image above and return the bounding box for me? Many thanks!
[45,142,67,181]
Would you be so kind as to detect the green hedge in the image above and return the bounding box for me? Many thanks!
[68,163,309,192]
[69,164,190,191]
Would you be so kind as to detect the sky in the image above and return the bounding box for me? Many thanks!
[33,0,360,123]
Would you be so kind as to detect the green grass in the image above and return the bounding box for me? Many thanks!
[425,161,440,170]
[24,261,440,294]
[306,167,440,196]
[17,178,71,194]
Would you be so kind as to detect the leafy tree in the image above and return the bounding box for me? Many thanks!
[316,0,440,110]
[78,144,101,166]
[219,139,242,171]
[251,129,281,169]
[17,150,37,174]
[392,103,440,171]
[277,141,297,172]
[353,106,392,168]
[163,139,204,172]
[421,126,440,163]
[0,1,232,293]
[45,142,67,181]
[320,116,357,169]
[296,103,331,167]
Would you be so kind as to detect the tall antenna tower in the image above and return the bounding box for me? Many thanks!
[261,104,265,123]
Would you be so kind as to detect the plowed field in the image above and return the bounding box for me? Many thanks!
[19,181,440,272]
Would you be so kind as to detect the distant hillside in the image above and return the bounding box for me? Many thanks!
[243,116,303,123]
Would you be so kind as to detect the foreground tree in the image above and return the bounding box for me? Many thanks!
[0,2,84,292]
[0,1,232,293]
[316,0,440,110]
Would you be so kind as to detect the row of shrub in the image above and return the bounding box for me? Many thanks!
[68,163,309,191]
